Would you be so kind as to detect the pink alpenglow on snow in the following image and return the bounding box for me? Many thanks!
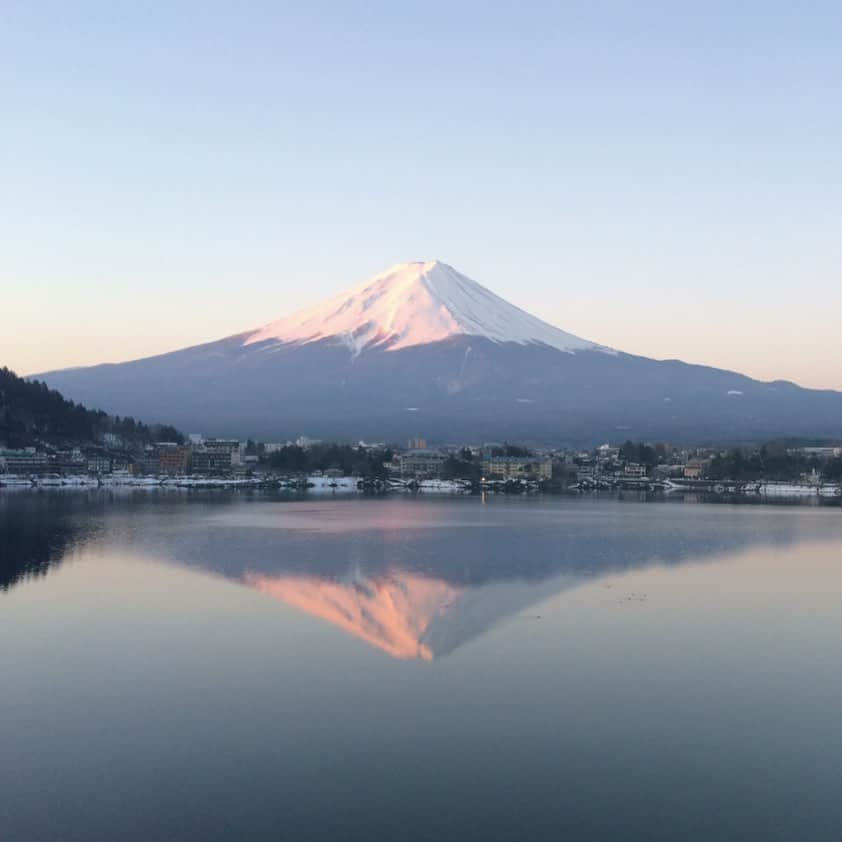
[244,260,612,357]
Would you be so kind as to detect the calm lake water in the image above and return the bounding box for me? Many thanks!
[2,491,842,841]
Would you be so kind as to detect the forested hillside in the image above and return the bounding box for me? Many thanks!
[0,367,182,449]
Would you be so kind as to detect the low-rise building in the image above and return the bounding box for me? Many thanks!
[400,449,448,479]
[137,450,162,475]
[295,436,321,450]
[683,459,709,479]
[801,468,822,486]
[158,445,192,476]
[482,455,552,480]
[52,450,87,475]
[203,438,243,468]
[790,446,842,459]
[623,462,648,479]
[0,448,51,475]
[596,444,621,461]
[87,456,112,474]
[191,448,234,476]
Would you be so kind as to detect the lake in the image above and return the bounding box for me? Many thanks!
[2,491,842,841]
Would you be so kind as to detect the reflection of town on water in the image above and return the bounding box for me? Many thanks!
[3,492,840,660]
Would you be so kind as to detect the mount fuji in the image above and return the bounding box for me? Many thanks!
[244,260,609,357]
[37,261,842,444]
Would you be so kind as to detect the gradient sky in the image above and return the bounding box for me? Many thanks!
[2,1,841,389]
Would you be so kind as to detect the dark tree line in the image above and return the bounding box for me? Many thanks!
[708,444,825,482]
[262,443,393,477]
[488,443,533,457]
[619,441,667,467]
[441,448,482,481]
[0,367,183,449]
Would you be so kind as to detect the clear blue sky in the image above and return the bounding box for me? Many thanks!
[3,1,841,388]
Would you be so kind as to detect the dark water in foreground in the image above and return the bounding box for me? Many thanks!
[2,491,842,841]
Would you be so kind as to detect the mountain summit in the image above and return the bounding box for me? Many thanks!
[245,260,607,356]
[36,260,842,444]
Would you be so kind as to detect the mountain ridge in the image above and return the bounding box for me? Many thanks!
[34,261,842,445]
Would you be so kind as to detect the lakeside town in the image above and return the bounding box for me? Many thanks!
[2,431,841,499]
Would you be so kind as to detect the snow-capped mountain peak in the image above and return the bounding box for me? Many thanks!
[244,260,609,355]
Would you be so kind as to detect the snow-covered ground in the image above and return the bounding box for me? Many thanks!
[36,475,99,487]
[0,475,35,487]
[245,260,612,357]
[760,482,841,497]
[305,476,360,493]
[100,474,162,487]
[818,485,842,498]
[414,479,471,493]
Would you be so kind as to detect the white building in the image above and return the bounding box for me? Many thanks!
[624,463,648,479]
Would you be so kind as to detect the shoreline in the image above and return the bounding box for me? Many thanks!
[1,478,840,507]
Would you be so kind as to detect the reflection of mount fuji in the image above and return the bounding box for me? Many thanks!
[245,570,458,660]
[5,495,840,660]
[161,499,839,661]
[243,567,585,660]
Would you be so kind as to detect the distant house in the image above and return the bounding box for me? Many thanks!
[203,438,243,467]
[596,443,620,461]
[623,462,648,479]
[52,450,87,475]
[482,455,552,480]
[86,455,112,475]
[191,448,234,476]
[791,446,841,459]
[296,436,321,450]
[801,468,822,486]
[399,449,448,479]
[0,448,50,475]
[683,459,709,479]
[136,447,162,475]
[158,445,192,476]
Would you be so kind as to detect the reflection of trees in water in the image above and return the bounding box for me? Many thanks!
[0,489,250,593]
[0,493,95,591]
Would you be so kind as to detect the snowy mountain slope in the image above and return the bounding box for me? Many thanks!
[245,260,610,356]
